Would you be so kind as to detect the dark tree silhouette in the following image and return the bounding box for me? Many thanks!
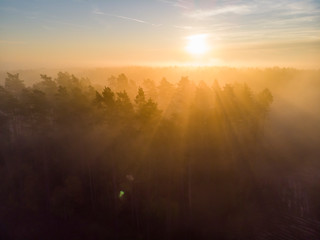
[0,71,318,240]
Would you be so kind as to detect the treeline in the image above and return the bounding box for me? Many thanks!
[1,71,309,240]
[3,67,319,92]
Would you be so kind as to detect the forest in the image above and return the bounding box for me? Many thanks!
[0,69,319,240]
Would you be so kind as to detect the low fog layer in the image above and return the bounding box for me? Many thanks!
[0,67,319,239]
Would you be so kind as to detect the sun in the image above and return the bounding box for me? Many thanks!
[185,34,209,55]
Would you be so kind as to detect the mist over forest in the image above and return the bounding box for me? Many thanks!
[0,67,319,240]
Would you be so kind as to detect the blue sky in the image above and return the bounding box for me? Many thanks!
[1,0,319,69]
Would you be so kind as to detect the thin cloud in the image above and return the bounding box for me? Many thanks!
[186,5,253,20]
[184,0,320,20]
[158,0,191,9]
[182,0,320,45]
[92,9,161,26]
[173,25,193,30]
[113,15,147,24]
[92,9,105,15]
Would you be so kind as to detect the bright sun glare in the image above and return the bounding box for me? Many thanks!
[186,34,209,55]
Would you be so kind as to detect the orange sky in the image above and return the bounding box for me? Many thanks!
[1,0,319,69]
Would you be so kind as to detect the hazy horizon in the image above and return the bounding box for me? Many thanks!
[1,64,320,72]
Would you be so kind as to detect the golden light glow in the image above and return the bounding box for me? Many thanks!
[186,34,209,55]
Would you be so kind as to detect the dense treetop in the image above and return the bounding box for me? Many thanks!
[1,72,318,240]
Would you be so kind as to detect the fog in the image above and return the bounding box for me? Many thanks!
[0,67,319,239]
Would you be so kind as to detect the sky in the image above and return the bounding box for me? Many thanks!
[0,0,320,69]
